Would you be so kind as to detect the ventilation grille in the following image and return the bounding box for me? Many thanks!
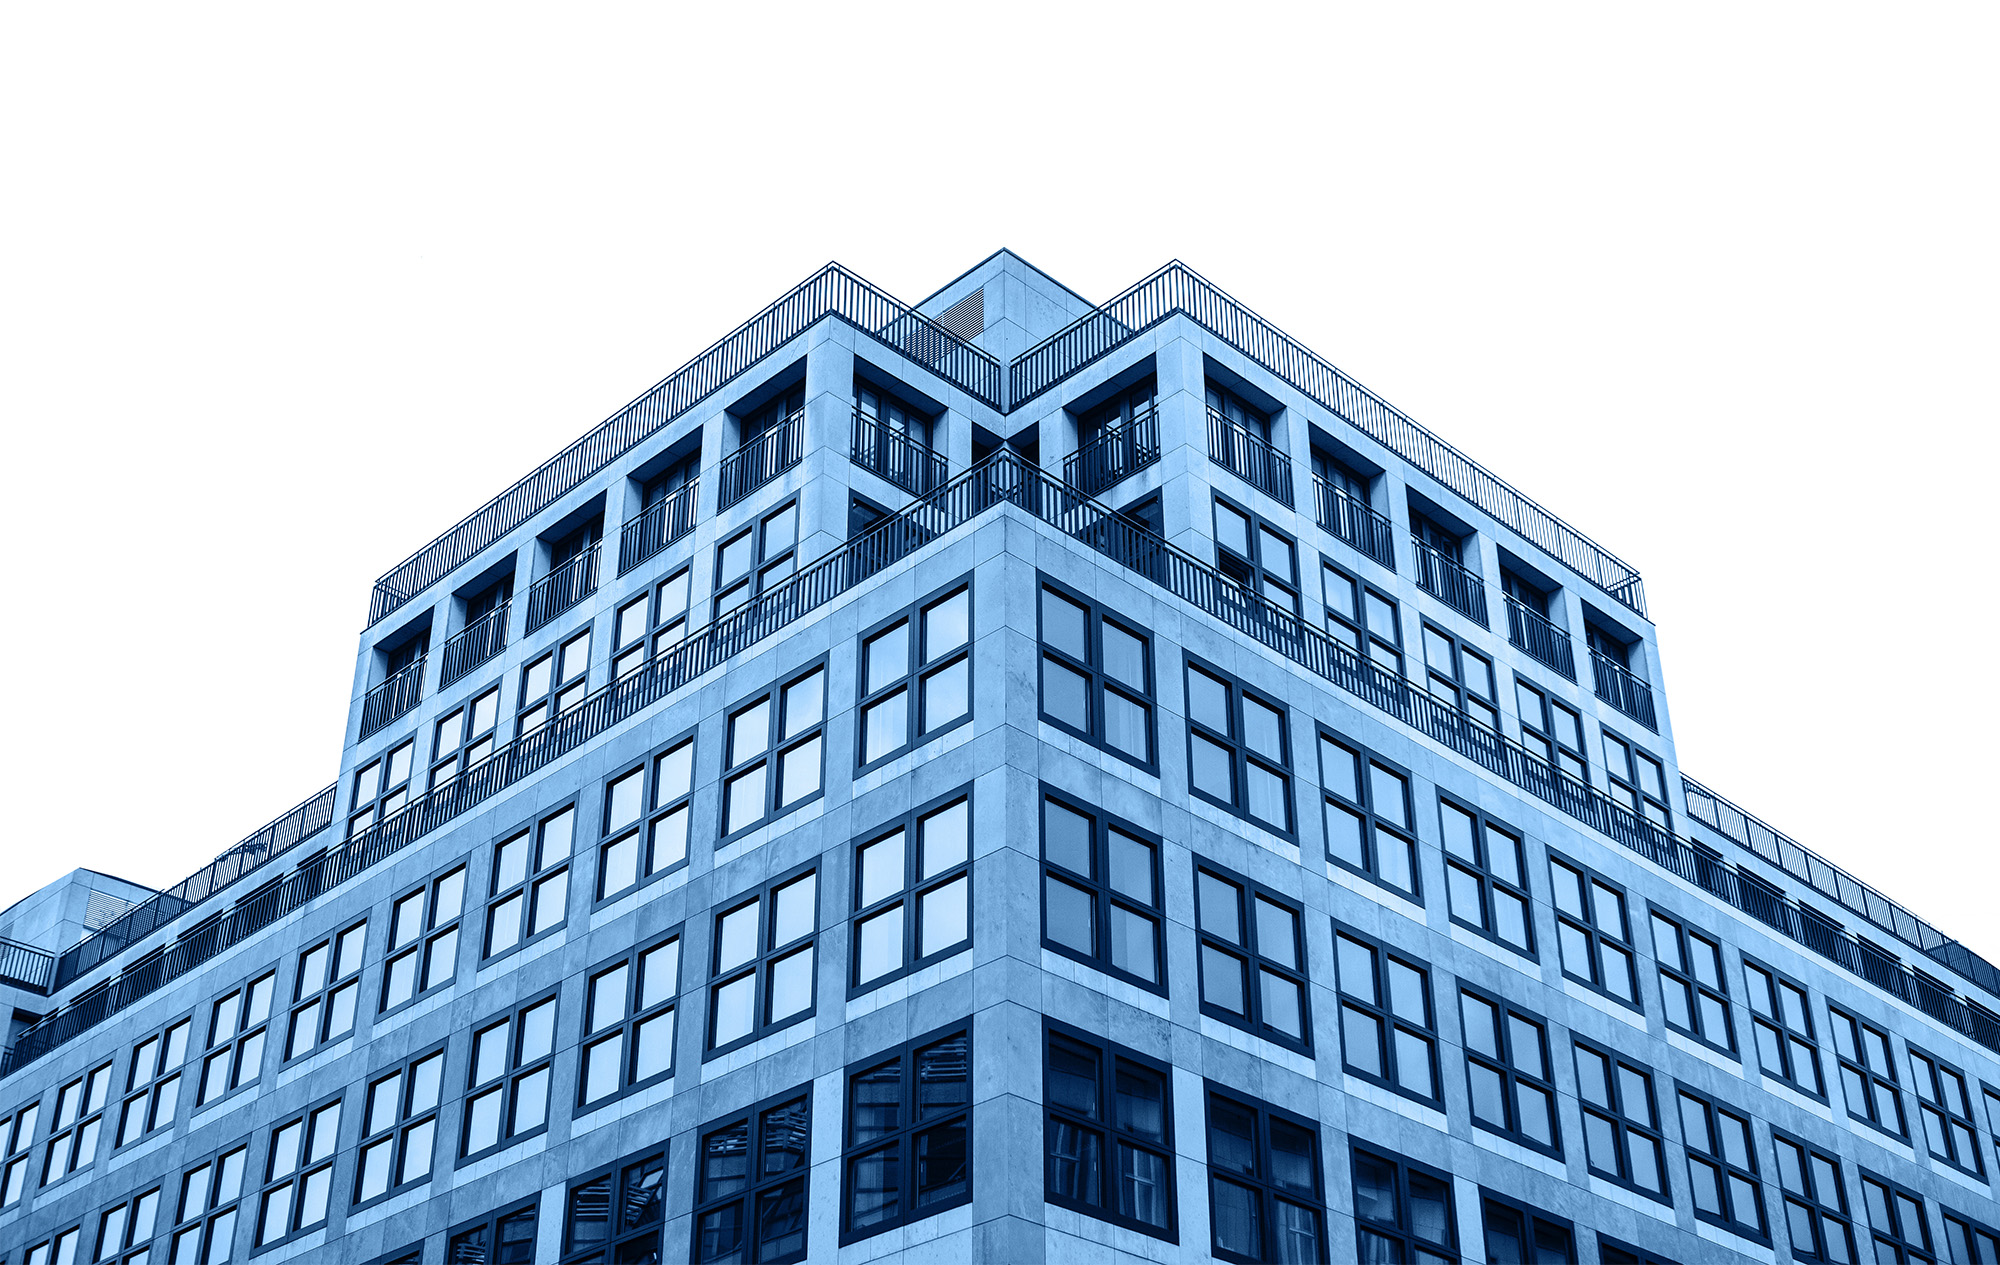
[935,288,984,341]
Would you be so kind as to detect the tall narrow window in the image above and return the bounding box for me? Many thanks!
[706,865,818,1055]
[1678,1088,1767,1242]
[1602,729,1671,828]
[694,1087,812,1265]
[1549,855,1638,1008]
[1651,909,1734,1054]
[1860,1173,1934,1264]
[562,1150,665,1264]
[1186,658,1293,835]
[857,580,973,769]
[1439,796,1532,953]
[1322,564,1403,676]
[714,500,799,621]
[1910,1045,1986,1178]
[600,733,694,902]
[285,920,367,1061]
[1420,622,1499,730]
[1744,959,1824,1098]
[1774,1131,1855,1265]
[851,791,973,993]
[579,933,679,1107]
[40,1061,111,1186]
[1334,929,1437,1104]
[1037,578,1155,768]
[484,803,574,960]
[92,1185,161,1265]
[1942,1210,2000,1265]
[461,991,557,1160]
[611,591,652,681]
[448,1200,537,1265]
[1213,496,1300,614]
[1512,677,1586,781]
[1040,790,1165,991]
[254,1097,342,1248]
[1,1099,40,1207]
[197,971,274,1106]
[1350,1145,1457,1263]
[1205,1087,1325,1264]
[516,626,592,738]
[1196,862,1309,1052]
[428,687,499,789]
[1320,731,1417,897]
[354,1044,443,1207]
[1460,988,1560,1155]
[116,1016,190,1148]
[1573,1040,1667,1200]
[841,1027,972,1243]
[348,737,415,838]
[1480,1194,1576,1265]
[1828,1005,1905,1139]
[381,865,465,1013]
[721,661,826,838]
[1043,1022,1175,1238]
[165,1144,247,1265]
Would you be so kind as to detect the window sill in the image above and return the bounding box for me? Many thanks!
[1469,1128,1568,1181]
[1338,1073,1447,1134]
[846,944,974,1020]
[1693,1218,1775,1264]
[1558,978,1648,1032]
[572,1071,678,1141]
[1038,948,1170,1019]
[1197,1014,1315,1078]
[1586,1174,1676,1223]
[699,1014,818,1084]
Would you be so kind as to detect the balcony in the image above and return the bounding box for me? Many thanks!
[619,479,700,576]
[0,936,54,993]
[1312,475,1395,569]
[440,603,510,688]
[851,410,947,495]
[719,409,803,509]
[1206,408,1294,507]
[1592,651,1658,731]
[1064,407,1161,497]
[1505,596,1576,680]
[1412,537,1489,626]
[526,544,600,633]
[359,655,425,738]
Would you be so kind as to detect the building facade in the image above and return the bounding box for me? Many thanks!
[3,250,1998,1265]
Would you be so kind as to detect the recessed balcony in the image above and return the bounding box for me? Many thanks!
[618,479,700,575]
[1505,595,1576,680]
[440,602,510,688]
[851,409,946,495]
[719,409,803,509]
[526,544,600,634]
[1592,651,1658,731]
[1411,537,1489,626]
[1312,475,1394,569]
[1206,408,1294,507]
[359,655,425,738]
[1065,407,1161,497]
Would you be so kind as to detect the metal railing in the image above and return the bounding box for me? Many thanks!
[1591,650,1658,731]
[525,545,600,634]
[1505,596,1576,680]
[1206,409,1294,507]
[618,480,700,576]
[1412,538,1489,626]
[439,604,509,688]
[1008,260,1647,617]
[719,412,803,510]
[358,656,426,739]
[1312,475,1395,569]
[1064,408,1161,496]
[366,263,1001,627]
[0,938,55,993]
[851,411,947,495]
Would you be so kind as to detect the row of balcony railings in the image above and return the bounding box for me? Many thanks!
[618,479,701,577]
[1505,596,1577,681]
[22,456,1968,1076]
[850,410,948,496]
[1591,649,1658,731]
[1065,409,1162,497]
[1206,409,1294,507]
[1682,776,2000,1003]
[1312,475,1396,569]
[357,655,427,739]
[440,602,511,688]
[0,938,55,993]
[525,544,601,634]
[366,265,1001,628]
[1411,537,1490,627]
[718,411,804,510]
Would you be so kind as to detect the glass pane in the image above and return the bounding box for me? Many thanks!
[1368,765,1408,828]
[711,976,753,1048]
[1044,802,1093,876]
[1327,802,1366,868]
[921,659,969,731]
[858,830,905,908]
[1107,831,1154,904]
[1188,669,1231,733]
[920,800,969,877]
[856,908,903,984]
[1202,945,1247,1014]
[918,877,968,958]
[782,672,824,739]
[865,623,909,695]
[1242,697,1283,760]
[1319,737,1360,801]
[1342,1007,1384,1077]
[728,700,771,765]
[924,590,970,659]
[1110,908,1158,982]
[1192,734,1235,801]
[1255,898,1298,969]
[1337,937,1377,1004]
[1045,879,1094,957]
[1102,623,1146,690]
[1042,658,1089,730]
[1387,959,1427,1025]
[1041,590,1088,660]
[1261,972,1304,1039]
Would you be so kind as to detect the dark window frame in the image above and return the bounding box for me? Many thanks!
[195,968,276,1109]
[1548,851,1641,1011]
[447,1196,539,1265]
[1909,1042,1987,1180]
[427,684,501,791]
[594,726,697,907]
[379,861,466,1017]
[560,1145,666,1265]
[1773,1126,1856,1265]
[282,919,368,1064]
[1212,492,1302,617]
[164,1136,250,1265]
[348,735,416,839]
[457,988,559,1164]
[1572,1037,1669,1203]
[578,929,682,1110]
[39,1058,112,1188]
[90,1183,164,1265]
[849,785,974,998]
[1438,792,1534,957]
[1185,654,1296,838]
[1195,859,1312,1054]
[1828,1002,1907,1141]
[1459,983,1562,1158]
[839,1022,973,1245]
[1511,674,1587,783]
[1041,1018,1178,1242]
[1333,924,1439,1105]
[1602,725,1671,829]
[1319,729,1419,899]
[703,859,820,1059]
[251,1090,345,1251]
[1743,955,1826,1101]
[1035,574,1158,773]
[482,798,578,965]
[516,624,593,738]
[1480,1189,1577,1265]
[1203,1084,1327,1265]
[353,1041,446,1211]
[1350,1143,1459,1264]
[692,1083,813,1265]
[1675,1083,1769,1244]
[1649,906,1736,1057]
[1860,1168,1935,1264]
[1039,786,1168,995]
[1419,619,1500,731]
[719,656,829,842]
[115,1013,192,1150]
[1942,1206,2000,1265]
[1,1097,42,1208]
[713,497,800,622]
[856,576,975,773]
[1321,561,1404,677]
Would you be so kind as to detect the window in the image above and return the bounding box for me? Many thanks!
[599,730,695,903]
[1205,1087,1324,1264]
[354,1044,443,1207]
[1943,1209,2000,1265]
[1420,621,1499,730]
[1651,909,1734,1054]
[380,865,465,1014]
[166,1142,247,1265]
[117,1017,190,1148]
[1037,579,1155,769]
[284,920,366,1061]
[1040,789,1166,991]
[460,991,557,1160]
[1677,1088,1767,1241]
[1745,959,1824,1098]
[1986,1086,2000,1175]
[1459,987,1559,1154]
[1074,378,1157,493]
[1322,563,1403,676]
[694,1087,812,1264]
[1512,676,1587,782]
[1573,1040,1666,1200]
[254,1096,342,1248]
[857,580,973,769]
[705,864,818,1055]
[427,686,499,790]
[1186,657,1293,834]
[22,1226,82,1265]
[841,1026,971,1243]
[1320,731,1418,896]
[517,627,592,737]
[1334,929,1436,1103]
[1438,796,1533,953]
[613,566,693,680]
[579,933,680,1107]
[40,1061,111,1186]
[348,737,415,838]
[484,803,574,960]
[851,790,972,994]
[714,499,799,621]
[1602,728,1670,828]
[1775,1130,1855,1265]
[1213,495,1301,614]
[1043,1022,1175,1238]
[1549,854,1638,1008]
[562,1149,665,1264]
[1197,863,1310,1052]
[448,1199,537,1265]
[92,1186,162,1265]
[1,1098,39,1206]
[1911,1045,1985,1178]
[1862,1172,1934,1264]
[1481,1193,1576,1265]
[196,971,273,1106]
[721,661,826,838]
[1350,1145,1457,1264]
[1825,1004,1905,1139]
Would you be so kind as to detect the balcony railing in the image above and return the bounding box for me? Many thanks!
[525,544,600,634]
[440,604,509,688]
[851,410,947,495]
[358,656,425,738]
[1313,475,1395,569]
[1206,409,1294,507]
[1591,650,1657,731]
[0,937,55,993]
[1505,596,1576,680]
[719,411,803,510]
[1064,408,1161,496]
[618,480,700,576]
[1412,538,1489,626]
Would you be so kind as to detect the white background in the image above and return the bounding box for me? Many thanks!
[2,7,1995,955]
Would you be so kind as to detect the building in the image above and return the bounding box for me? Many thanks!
[2,250,1997,1265]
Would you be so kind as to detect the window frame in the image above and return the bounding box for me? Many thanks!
[1349,1143,1459,1264]
[1038,786,1168,995]
[1480,1190,1577,1265]
[1828,1002,1907,1141]
[1458,983,1562,1158]
[1548,851,1641,1011]
[1035,574,1158,773]
[1203,1084,1327,1265]
[1437,792,1534,956]
[1041,1018,1178,1242]
[516,624,594,738]
[703,859,820,1058]
[712,497,800,622]
[594,727,697,906]
[1419,619,1500,732]
[1195,860,1312,1054]
[577,930,682,1110]
[447,1196,539,1265]
[1942,1206,2000,1265]
[164,1137,249,1265]
[849,786,974,998]
[560,1145,666,1265]
[719,656,829,842]
[1649,906,1736,1057]
[1319,729,1420,899]
[457,988,559,1164]
[1602,726,1671,829]
[379,862,466,1017]
[1572,1037,1669,1203]
[353,1041,445,1211]
[482,799,577,964]
[1860,1168,1936,1264]
[1,1097,41,1207]
[692,1083,814,1265]
[1512,675,1587,783]
[348,735,417,839]
[1743,955,1826,1101]
[1773,1126,1856,1265]
[1212,492,1301,616]
[115,1013,192,1150]
[1321,561,1404,677]
[1333,924,1438,1105]
[1185,654,1296,839]
[39,1059,112,1188]
[252,1091,344,1250]
[613,563,694,681]
[195,969,276,1109]
[1675,1083,1769,1244]
[838,1022,973,1245]
[90,1183,164,1265]
[856,576,975,772]
[1909,1042,1987,1180]
[283,919,368,1063]
[427,685,501,791]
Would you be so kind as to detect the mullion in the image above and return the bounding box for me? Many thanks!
[1334,930,1434,1103]
[1459,987,1560,1155]
[1909,1045,1985,1176]
[840,1026,972,1243]
[1205,1087,1325,1265]
[1829,1005,1905,1139]
[1744,958,1825,1099]
[1549,855,1638,1008]
[1041,1023,1175,1239]
[694,1086,813,1265]
[1774,1130,1855,1265]
[1676,1087,1767,1241]
[1650,909,1733,1055]
[1572,1040,1666,1200]
[1438,795,1531,953]
[705,865,818,1055]
[355,1045,444,1207]
[1320,730,1418,897]
[1861,1170,1936,1262]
